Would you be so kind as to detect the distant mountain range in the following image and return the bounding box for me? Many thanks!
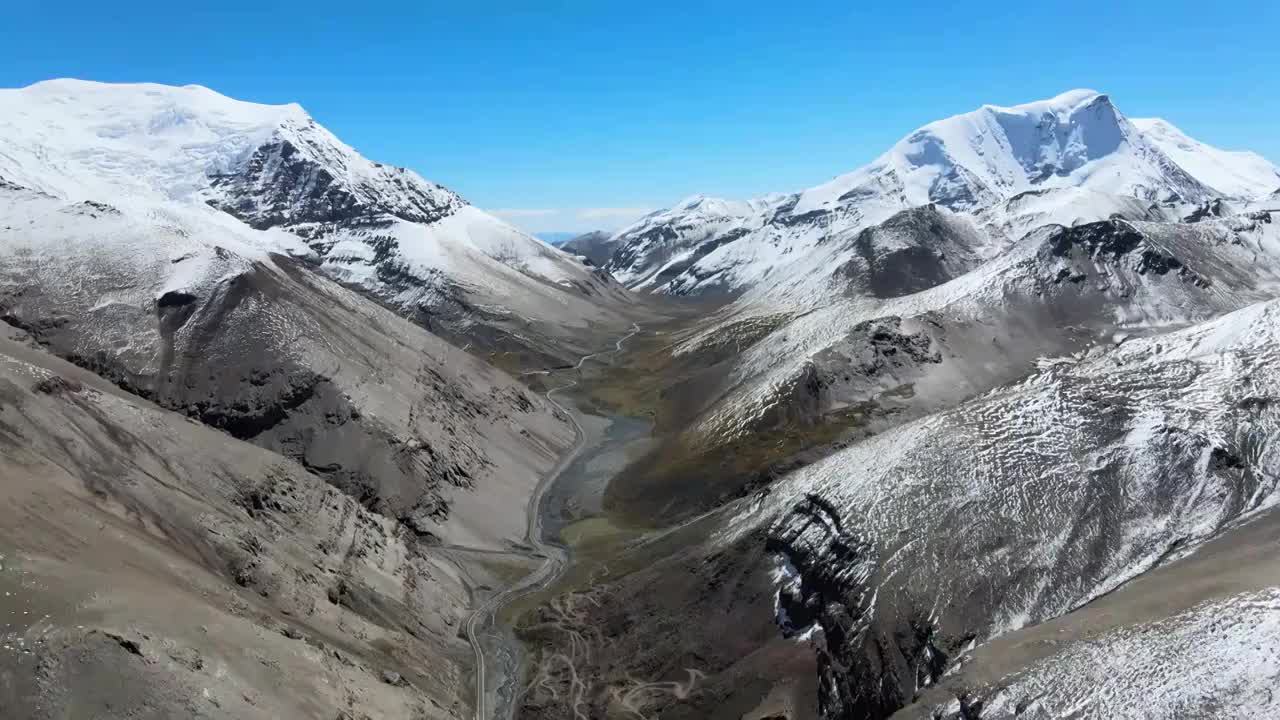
[533,231,580,246]
[594,90,1280,304]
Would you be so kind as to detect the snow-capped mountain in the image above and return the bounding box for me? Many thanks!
[605,194,788,291]
[602,90,1279,302]
[0,79,627,358]
[796,90,1212,214]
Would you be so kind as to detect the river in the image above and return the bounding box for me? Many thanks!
[467,325,646,720]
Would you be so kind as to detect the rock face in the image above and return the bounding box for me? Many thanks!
[833,205,986,298]
[206,131,463,230]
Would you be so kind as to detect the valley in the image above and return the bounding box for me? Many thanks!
[1,78,1279,720]
[468,321,642,720]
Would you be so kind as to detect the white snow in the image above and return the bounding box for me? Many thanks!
[793,89,1206,216]
[976,589,1280,719]
[1133,117,1280,201]
[0,79,306,204]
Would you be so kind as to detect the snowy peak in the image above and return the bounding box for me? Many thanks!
[797,89,1212,215]
[0,79,624,350]
[0,79,465,229]
[984,88,1108,113]
[667,193,782,217]
[1132,117,1280,200]
[0,79,308,201]
[976,90,1127,185]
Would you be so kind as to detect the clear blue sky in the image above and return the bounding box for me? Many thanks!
[3,0,1278,232]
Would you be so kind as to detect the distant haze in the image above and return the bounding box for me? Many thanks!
[533,231,582,246]
[489,208,647,235]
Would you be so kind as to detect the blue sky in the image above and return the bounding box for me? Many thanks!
[4,1,1278,232]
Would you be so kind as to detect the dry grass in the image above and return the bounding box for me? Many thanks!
[602,397,894,525]
[570,312,792,426]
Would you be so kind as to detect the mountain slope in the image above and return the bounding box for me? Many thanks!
[1132,117,1280,200]
[680,214,1279,443]
[0,324,483,719]
[0,182,577,550]
[898,507,1280,719]
[732,295,1280,717]
[0,79,631,720]
[558,229,617,266]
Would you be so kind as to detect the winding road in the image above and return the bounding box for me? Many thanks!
[467,322,641,720]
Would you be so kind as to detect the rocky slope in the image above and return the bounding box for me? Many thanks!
[727,297,1280,717]
[896,505,1280,719]
[0,182,576,551]
[0,323,481,719]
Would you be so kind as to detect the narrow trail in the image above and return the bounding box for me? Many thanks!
[467,322,641,720]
